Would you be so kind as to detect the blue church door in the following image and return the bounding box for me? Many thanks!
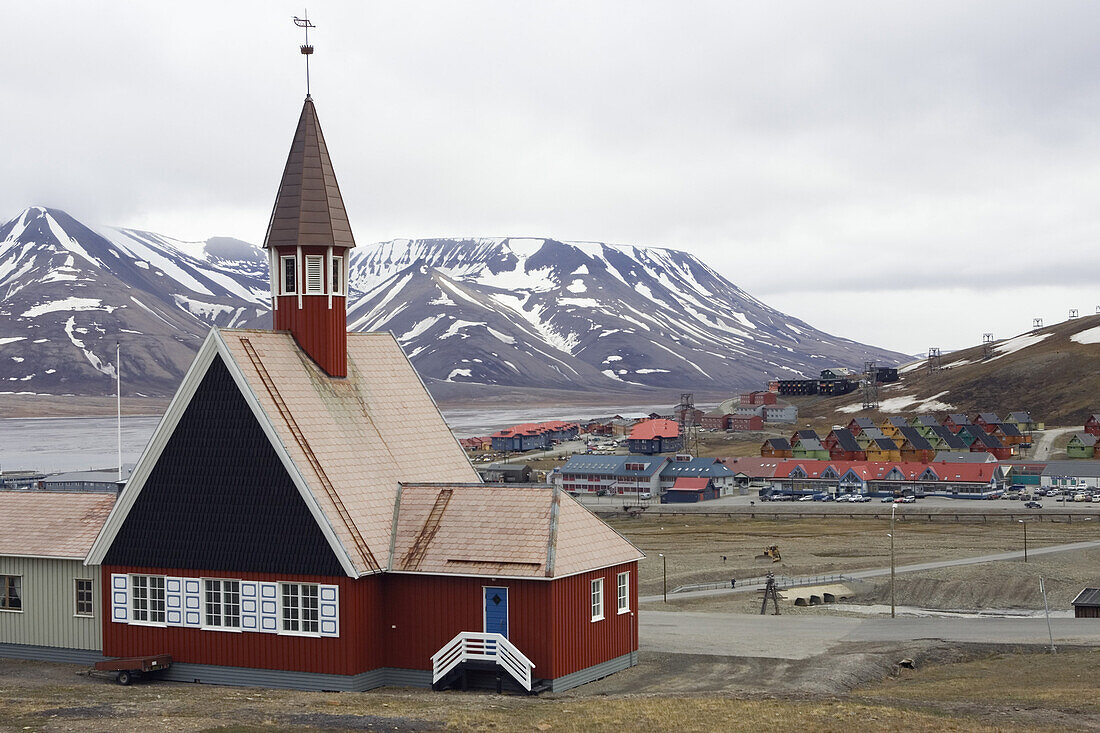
[483,586,509,638]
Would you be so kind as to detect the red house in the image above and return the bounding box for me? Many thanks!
[86,95,642,693]
[1086,414,1100,437]
[740,391,777,406]
[727,414,764,431]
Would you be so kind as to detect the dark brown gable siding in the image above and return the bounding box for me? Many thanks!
[104,355,345,576]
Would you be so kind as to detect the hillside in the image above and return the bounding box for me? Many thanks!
[0,206,904,402]
[795,315,1100,426]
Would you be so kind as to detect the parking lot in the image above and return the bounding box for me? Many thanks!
[574,489,1100,516]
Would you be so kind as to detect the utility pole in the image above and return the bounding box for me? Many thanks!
[659,553,667,603]
[1020,519,1028,562]
[890,502,897,619]
[1040,577,1056,653]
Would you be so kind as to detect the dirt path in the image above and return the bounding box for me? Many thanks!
[1031,426,1077,459]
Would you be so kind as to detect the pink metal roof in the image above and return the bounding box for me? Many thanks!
[629,418,679,440]
[390,484,643,578]
[0,491,115,559]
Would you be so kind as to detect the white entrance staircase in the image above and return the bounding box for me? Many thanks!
[431,631,535,692]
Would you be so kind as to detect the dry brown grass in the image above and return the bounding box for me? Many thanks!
[861,648,1100,715]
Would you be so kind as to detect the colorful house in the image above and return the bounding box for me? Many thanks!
[792,438,830,461]
[84,96,642,693]
[942,414,972,433]
[823,428,865,461]
[1085,415,1100,437]
[973,413,1002,434]
[761,438,793,459]
[847,417,876,435]
[865,437,902,462]
[1067,433,1099,459]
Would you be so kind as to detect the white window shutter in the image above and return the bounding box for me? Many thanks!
[319,584,340,637]
[239,581,260,631]
[258,582,279,633]
[183,578,202,627]
[165,577,184,626]
[110,574,129,623]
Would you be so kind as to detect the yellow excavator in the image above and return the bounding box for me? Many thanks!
[754,545,782,563]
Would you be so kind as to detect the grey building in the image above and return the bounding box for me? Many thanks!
[0,491,115,663]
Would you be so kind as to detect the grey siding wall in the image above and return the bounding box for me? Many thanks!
[0,557,101,651]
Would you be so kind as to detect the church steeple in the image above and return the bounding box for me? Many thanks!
[264,96,354,377]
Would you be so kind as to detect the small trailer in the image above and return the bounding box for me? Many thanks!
[93,654,172,685]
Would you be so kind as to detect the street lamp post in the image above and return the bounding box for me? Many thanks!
[659,553,667,603]
[890,502,897,619]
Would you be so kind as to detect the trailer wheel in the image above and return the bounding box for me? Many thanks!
[117,670,133,686]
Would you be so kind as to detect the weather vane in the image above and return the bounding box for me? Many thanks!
[293,11,316,98]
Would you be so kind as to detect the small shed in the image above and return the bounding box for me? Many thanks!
[661,477,718,503]
[1072,588,1100,618]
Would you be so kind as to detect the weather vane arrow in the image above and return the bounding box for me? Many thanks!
[293,11,316,98]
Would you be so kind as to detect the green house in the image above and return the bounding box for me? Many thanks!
[1067,433,1098,459]
[791,437,830,461]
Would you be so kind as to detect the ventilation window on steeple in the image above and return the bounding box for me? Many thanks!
[305,255,324,294]
[331,256,343,295]
[281,256,297,294]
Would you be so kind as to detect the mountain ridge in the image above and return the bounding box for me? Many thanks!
[0,206,904,400]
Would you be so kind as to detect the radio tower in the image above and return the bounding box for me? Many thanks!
[982,333,994,360]
[861,360,879,410]
[678,393,699,457]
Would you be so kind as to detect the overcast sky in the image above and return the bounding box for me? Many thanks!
[6,1,1100,355]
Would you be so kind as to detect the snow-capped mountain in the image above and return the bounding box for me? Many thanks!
[0,207,904,399]
[346,238,903,396]
[0,207,269,396]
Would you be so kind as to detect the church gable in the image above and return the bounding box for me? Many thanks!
[103,355,344,576]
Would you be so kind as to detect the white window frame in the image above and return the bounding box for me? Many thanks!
[590,578,604,622]
[304,255,325,295]
[280,255,298,294]
[74,578,94,618]
[330,255,343,295]
[130,574,166,626]
[280,582,321,636]
[617,571,630,614]
[0,574,21,613]
[203,578,242,632]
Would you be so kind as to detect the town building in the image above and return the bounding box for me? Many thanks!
[491,421,579,452]
[626,419,681,454]
[658,457,736,495]
[552,455,666,496]
[476,462,533,483]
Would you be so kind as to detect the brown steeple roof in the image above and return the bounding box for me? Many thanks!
[263,97,356,250]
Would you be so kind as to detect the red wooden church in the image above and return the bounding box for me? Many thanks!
[86,95,643,693]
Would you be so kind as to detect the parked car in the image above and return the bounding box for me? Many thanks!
[850,494,870,503]
[798,494,815,502]
[898,496,917,503]
[880,496,897,503]
[1024,501,1042,509]
[639,492,652,500]
[1074,493,1090,502]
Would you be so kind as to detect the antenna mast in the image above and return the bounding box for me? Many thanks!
[294,12,316,98]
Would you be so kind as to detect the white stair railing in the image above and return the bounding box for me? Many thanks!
[431,631,535,692]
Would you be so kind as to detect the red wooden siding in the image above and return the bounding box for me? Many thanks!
[273,244,348,377]
[103,562,640,681]
[549,562,638,679]
[380,574,554,673]
[101,566,382,675]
